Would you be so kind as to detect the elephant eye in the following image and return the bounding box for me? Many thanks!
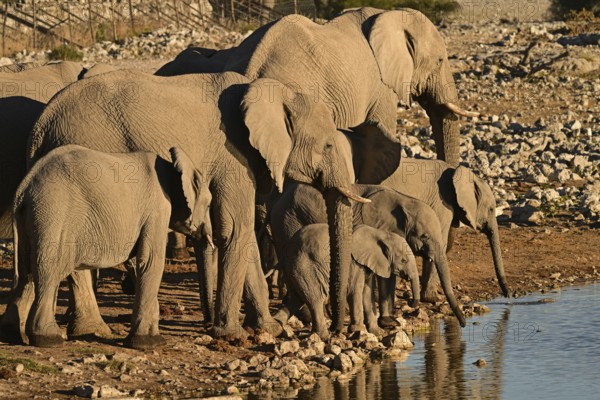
[401,258,407,264]
[324,142,333,151]
[421,233,430,241]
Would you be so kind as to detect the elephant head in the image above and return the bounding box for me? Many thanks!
[241,78,369,332]
[359,8,478,166]
[169,147,214,248]
[352,226,420,307]
[358,186,466,326]
[453,166,509,297]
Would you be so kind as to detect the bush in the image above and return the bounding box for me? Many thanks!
[317,0,461,22]
[550,0,600,19]
[48,44,83,61]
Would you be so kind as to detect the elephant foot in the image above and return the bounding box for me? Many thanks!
[348,323,367,334]
[314,328,330,342]
[273,310,290,327]
[421,288,444,304]
[166,246,191,261]
[29,333,65,348]
[120,273,136,296]
[211,324,249,341]
[367,323,386,337]
[378,316,400,329]
[124,334,166,350]
[0,321,25,344]
[249,316,284,338]
[68,317,112,338]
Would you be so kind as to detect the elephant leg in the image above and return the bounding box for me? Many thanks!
[241,236,283,337]
[27,266,65,347]
[124,235,166,350]
[306,296,329,341]
[377,275,400,329]
[67,270,112,338]
[365,275,384,336]
[421,257,443,303]
[348,270,366,334]
[166,231,190,260]
[192,237,217,324]
[0,276,35,344]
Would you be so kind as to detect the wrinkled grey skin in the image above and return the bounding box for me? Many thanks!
[156,7,474,332]
[273,224,419,339]
[379,158,509,307]
[270,182,467,328]
[24,70,358,339]
[0,61,92,240]
[3,145,212,349]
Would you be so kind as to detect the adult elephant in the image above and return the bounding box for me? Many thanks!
[22,70,363,339]
[0,61,95,240]
[156,7,477,331]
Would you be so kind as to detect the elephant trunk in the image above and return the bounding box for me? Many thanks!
[427,104,461,167]
[325,189,353,333]
[431,249,466,327]
[486,220,510,297]
[409,271,420,308]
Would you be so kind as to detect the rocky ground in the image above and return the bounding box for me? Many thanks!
[0,14,599,400]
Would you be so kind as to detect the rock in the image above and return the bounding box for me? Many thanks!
[225,359,240,371]
[61,365,81,375]
[14,364,24,374]
[550,272,561,280]
[333,353,353,372]
[98,385,126,398]
[566,120,582,131]
[248,354,269,367]
[193,334,213,345]
[512,205,544,223]
[82,354,107,364]
[275,340,300,356]
[255,331,276,345]
[73,384,98,398]
[473,358,487,367]
[382,331,414,350]
[324,344,342,356]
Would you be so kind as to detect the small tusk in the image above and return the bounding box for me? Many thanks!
[206,235,215,250]
[444,102,480,118]
[336,187,371,204]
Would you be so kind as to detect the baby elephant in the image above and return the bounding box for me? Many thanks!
[9,145,212,349]
[275,224,419,340]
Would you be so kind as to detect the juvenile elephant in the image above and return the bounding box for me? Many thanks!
[5,145,212,349]
[270,182,467,328]
[24,70,363,339]
[274,224,419,339]
[379,158,509,304]
[156,7,479,330]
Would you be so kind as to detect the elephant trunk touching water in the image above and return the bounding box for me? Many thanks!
[486,218,510,297]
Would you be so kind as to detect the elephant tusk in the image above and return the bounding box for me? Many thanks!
[336,187,371,204]
[206,234,215,250]
[444,102,480,118]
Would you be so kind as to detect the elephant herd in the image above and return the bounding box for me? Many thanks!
[0,7,508,349]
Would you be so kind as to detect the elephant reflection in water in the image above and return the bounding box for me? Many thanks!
[296,308,510,400]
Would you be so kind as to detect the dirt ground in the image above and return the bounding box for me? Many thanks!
[0,221,598,399]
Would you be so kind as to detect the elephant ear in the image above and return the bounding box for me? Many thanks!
[241,78,292,192]
[364,11,415,106]
[351,226,392,278]
[170,147,204,216]
[453,166,478,229]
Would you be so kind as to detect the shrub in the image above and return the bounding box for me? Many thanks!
[318,0,461,22]
[48,44,83,61]
[550,0,600,19]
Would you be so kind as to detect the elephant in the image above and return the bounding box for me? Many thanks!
[155,7,478,331]
[23,69,365,339]
[273,223,419,339]
[5,145,212,349]
[378,158,509,310]
[269,182,467,328]
[0,61,89,240]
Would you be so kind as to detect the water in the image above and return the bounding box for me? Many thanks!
[295,284,600,400]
